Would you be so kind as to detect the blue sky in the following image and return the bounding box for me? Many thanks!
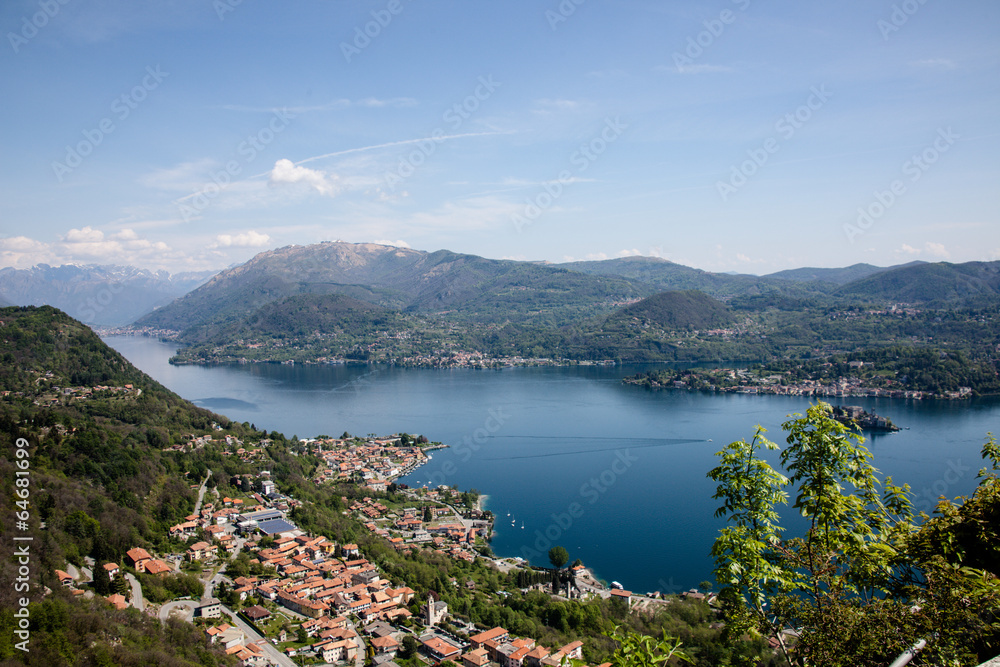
[1,0,997,274]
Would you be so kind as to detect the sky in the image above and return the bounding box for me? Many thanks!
[1,0,998,275]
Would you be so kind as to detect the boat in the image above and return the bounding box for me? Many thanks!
[520,521,524,529]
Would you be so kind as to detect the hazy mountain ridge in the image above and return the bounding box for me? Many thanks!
[606,290,734,330]
[0,263,215,326]
[835,261,1000,303]
[558,255,824,298]
[137,242,657,334]
[764,261,925,286]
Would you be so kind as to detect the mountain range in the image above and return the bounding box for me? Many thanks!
[135,242,999,333]
[5,244,999,361]
[0,264,215,326]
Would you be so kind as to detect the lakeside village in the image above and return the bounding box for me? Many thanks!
[54,432,699,667]
[626,362,975,400]
[97,326,618,369]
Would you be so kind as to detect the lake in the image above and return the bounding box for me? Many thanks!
[104,335,1000,594]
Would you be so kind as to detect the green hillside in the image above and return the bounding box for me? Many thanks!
[836,261,1000,303]
[138,242,653,334]
[559,255,828,299]
[764,262,922,286]
[606,290,733,330]
[0,306,245,664]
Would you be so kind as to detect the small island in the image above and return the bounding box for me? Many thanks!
[831,405,900,432]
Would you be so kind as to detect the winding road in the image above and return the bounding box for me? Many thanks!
[125,573,145,611]
[221,602,297,667]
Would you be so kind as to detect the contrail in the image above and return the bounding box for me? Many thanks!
[174,130,514,203]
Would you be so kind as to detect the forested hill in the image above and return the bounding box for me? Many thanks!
[835,260,1000,303]
[0,306,247,664]
[136,242,654,333]
[605,290,733,330]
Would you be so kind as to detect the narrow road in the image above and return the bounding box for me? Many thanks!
[193,469,212,515]
[352,627,365,667]
[125,573,146,611]
[222,603,297,667]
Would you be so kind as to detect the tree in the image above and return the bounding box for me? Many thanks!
[708,404,1000,666]
[606,624,691,666]
[549,546,569,595]
[111,573,130,597]
[400,634,419,659]
[296,625,308,644]
[92,561,112,596]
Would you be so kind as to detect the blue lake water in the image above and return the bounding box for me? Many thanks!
[104,335,1000,594]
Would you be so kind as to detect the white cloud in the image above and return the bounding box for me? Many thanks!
[896,242,950,259]
[112,228,139,241]
[0,236,55,269]
[372,239,411,248]
[269,159,340,196]
[657,63,733,75]
[924,242,950,259]
[615,249,642,258]
[215,231,271,248]
[912,58,956,70]
[358,97,418,108]
[223,97,417,114]
[531,99,586,115]
[0,227,185,271]
[65,226,105,243]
